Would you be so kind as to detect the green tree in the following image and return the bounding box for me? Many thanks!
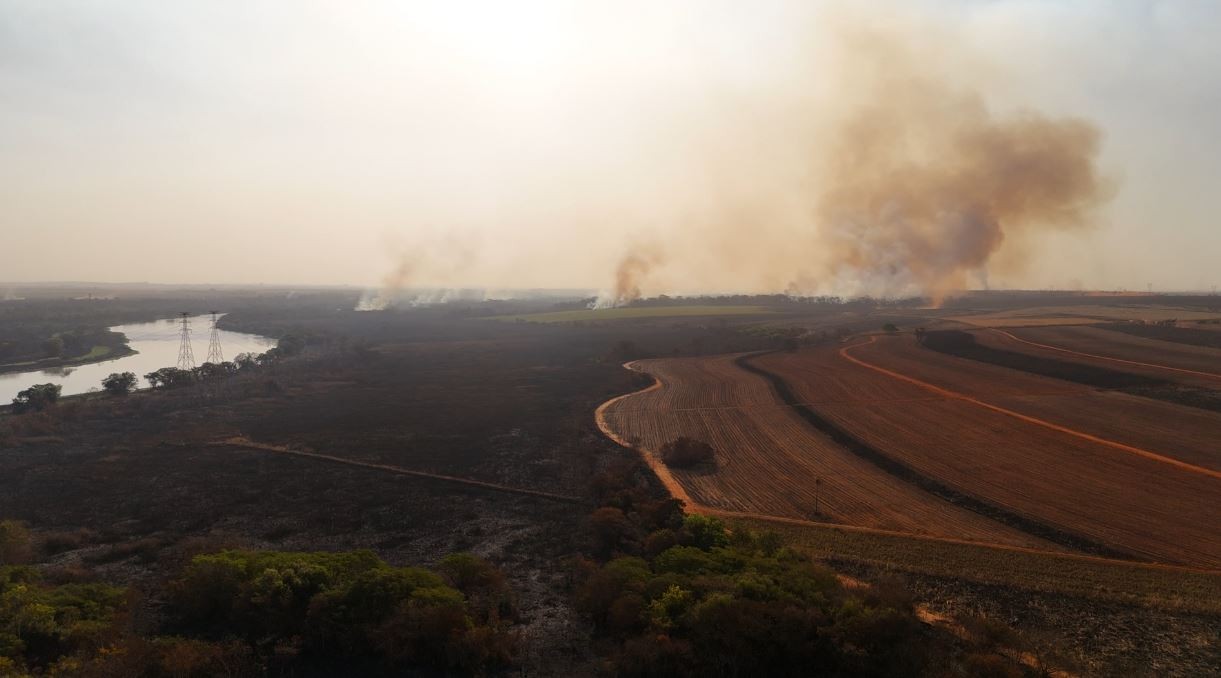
[144,367,193,389]
[682,515,729,550]
[12,384,61,413]
[101,371,137,396]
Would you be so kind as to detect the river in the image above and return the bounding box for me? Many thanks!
[1,315,275,401]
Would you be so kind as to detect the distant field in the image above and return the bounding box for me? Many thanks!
[493,304,780,323]
[950,304,1221,327]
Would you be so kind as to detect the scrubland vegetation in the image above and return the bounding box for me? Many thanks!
[1,516,516,675]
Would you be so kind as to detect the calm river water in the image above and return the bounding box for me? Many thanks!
[1,315,275,400]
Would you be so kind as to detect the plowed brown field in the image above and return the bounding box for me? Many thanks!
[754,337,1221,567]
[997,325,1221,386]
[597,354,1057,550]
[849,335,1221,472]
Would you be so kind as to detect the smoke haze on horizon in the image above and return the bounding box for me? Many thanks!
[2,1,1219,296]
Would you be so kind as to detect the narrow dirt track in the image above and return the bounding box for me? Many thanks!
[593,362,696,507]
[988,327,1221,381]
[840,337,1221,481]
[214,436,586,504]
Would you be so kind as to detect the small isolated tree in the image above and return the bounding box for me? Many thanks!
[659,437,716,468]
[101,371,137,396]
[882,323,899,333]
[12,383,61,413]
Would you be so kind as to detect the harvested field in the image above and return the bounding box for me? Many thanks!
[873,333,1221,470]
[949,304,1221,328]
[752,340,1221,568]
[492,305,779,323]
[1098,321,1221,349]
[598,354,1057,550]
[1002,324,1221,384]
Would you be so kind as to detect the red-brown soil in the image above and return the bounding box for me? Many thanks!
[1001,325,1221,386]
[752,338,1221,567]
[598,353,1061,550]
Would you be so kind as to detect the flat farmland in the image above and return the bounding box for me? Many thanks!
[998,324,1221,385]
[753,341,1221,567]
[598,354,1057,549]
[852,334,1221,471]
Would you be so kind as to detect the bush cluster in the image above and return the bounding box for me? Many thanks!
[0,565,127,675]
[576,460,1035,677]
[170,549,516,673]
[659,437,716,468]
[0,544,516,676]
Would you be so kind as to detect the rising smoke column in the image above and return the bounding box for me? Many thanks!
[811,30,1109,302]
[594,245,664,307]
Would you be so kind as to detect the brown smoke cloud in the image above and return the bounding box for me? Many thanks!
[599,245,664,308]
[358,232,480,309]
[807,26,1110,303]
[355,7,1115,305]
[576,16,1113,305]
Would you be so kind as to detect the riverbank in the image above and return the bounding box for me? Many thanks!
[0,344,137,376]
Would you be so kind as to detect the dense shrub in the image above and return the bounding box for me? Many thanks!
[0,565,127,673]
[659,437,715,468]
[101,371,137,395]
[170,549,516,672]
[572,460,1009,677]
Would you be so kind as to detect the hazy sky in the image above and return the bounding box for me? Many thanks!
[2,1,1219,294]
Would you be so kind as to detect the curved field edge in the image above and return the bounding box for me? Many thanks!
[593,361,695,507]
[728,517,1221,616]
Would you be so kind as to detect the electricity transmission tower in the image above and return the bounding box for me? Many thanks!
[176,312,195,370]
[206,310,224,364]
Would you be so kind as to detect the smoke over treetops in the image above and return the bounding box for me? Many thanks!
[367,10,1113,308]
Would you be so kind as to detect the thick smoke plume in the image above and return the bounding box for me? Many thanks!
[593,246,664,308]
[358,9,1113,306]
[582,19,1111,305]
[810,31,1108,302]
